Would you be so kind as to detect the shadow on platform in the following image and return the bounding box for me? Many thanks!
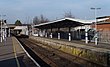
[0,55,25,67]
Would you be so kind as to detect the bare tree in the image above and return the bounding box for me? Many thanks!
[33,16,40,25]
[64,11,75,18]
[40,14,49,23]
[33,14,49,25]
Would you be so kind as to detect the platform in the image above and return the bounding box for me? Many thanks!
[30,36,110,52]
[29,36,110,67]
[0,37,38,67]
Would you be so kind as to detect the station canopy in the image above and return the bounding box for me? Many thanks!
[14,26,28,30]
[34,18,92,29]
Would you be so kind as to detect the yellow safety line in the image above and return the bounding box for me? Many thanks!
[12,37,20,67]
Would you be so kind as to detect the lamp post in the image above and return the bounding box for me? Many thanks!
[0,15,6,42]
[91,7,101,45]
[0,16,2,42]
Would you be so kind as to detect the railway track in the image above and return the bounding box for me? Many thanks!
[17,37,105,67]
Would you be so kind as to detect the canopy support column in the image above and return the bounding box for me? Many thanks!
[50,28,53,38]
[68,27,71,41]
[45,29,47,37]
[3,29,4,40]
[85,25,88,44]
[8,28,10,37]
[58,28,60,39]
[78,29,81,39]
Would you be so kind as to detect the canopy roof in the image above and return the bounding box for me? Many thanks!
[34,18,91,29]
[14,26,28,30]
[34,17,109,29]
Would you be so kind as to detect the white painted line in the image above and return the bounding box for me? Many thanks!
[15,37,41,67]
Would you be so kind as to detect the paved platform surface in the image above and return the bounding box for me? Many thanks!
[0,37,38,67]
[30,36,110,53]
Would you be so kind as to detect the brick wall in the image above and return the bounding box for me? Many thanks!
[97,24,110,31]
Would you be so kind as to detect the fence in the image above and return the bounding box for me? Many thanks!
[98,31,110,44]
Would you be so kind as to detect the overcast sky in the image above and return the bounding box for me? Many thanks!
[0,0,110,23]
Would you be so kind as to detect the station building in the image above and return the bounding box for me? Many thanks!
[94,16,110,44]
[33,18,90,40]
[33,17,109,44]
[96,16,110,31]
[13,26,29,35]
[0,22,30,38]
